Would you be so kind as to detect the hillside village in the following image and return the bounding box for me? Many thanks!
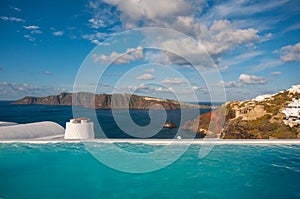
[183,85,300,139]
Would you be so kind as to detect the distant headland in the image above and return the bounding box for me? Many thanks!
[13,92,216,110]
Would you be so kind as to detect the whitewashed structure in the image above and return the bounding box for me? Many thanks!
[0,121,64,139]
[283,98,300,126]
[64,118,94,139]
[288,85,300,94]
[252,94,273,102]
[0,121,18,127]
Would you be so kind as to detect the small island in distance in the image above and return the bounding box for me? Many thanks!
[13,92,216,110]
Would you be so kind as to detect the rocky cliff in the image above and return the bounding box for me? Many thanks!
[182,85,300,139]
[13,92,209,110]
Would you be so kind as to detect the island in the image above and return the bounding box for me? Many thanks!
[182,85,300,139]
[13,92,215,110]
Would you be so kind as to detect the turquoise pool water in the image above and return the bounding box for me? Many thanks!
[0,143,299,198]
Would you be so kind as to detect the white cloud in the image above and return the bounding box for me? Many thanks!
[44,71,53,75]
[136,73,155,80]
[219,65,229,71]
[210,0,289,19]
[92,46,144,64]
[144,68,155,73]
[203,20,259,57]
[12,7,22,12]
[88,1,120,29]
[24,34,35,42]
[125,83,173,94]
[148,20,260,66]
[23,25,39,30]
[250,59,282,72]
[0,16,25,23]
[191,86,207,92]
[23,25,42,35]
[284,23,300,33]
[152,87,173,93]
[82,32,109,45]
[161,78,186,85]
[218,80,237,88]
[103,0,198,29]
[280,42,300,62]
[30,30,42,34]
[0,82,66,99]
[238,74,268,84]
[271,71,281,76]
[53,31,64,36]
[94,0,262,65]
[223,51,264,66]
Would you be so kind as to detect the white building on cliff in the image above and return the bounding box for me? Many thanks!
[288,85,300,94]
[282,98,300,126]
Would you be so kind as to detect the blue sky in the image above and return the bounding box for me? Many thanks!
[0,0,299,101]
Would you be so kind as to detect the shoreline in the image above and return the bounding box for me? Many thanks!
[0,139,300,145]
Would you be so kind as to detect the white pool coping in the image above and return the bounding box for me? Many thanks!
[0,139,300,145]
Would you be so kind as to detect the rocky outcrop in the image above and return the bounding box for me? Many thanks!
[163,121,177,129]
[13,92,209,110]
[182,85,300,139]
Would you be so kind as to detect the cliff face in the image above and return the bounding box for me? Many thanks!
[13,92,203,110]
[183,85,300,139]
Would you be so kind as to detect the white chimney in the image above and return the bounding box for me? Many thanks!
[64,118,94,139]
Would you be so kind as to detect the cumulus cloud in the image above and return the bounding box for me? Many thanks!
[152,86,173,93]
[53,31,64,36]
[218,80,237,88]
[82,32,109,45]
[23,25,39,30]
[88,0,120,29]
[24,34,35,42]
[136,73,155,80]
[125,83,173,94]
[219,65,229,71]
[161,78,186,85]
[91,0,261,65]
[92,46,144,64]
[23,25,42,35]
[102,0,198,29]
[146,20,259,66]
[0,82,66,99]
[280,42,300,62]
[203,20,259,57]
[0,16,25,22]
[238,74,268,84]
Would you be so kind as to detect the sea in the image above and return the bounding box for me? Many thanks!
[0,101,300,198]
[0,101,213,139]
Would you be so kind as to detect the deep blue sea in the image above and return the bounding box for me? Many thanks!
[1,101,300,198]
[0,101,210,139]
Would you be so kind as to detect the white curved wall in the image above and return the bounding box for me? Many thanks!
[0,121,64,139]
[0,121,18,127]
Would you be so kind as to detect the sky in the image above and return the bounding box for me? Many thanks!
[0,0,299,101]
